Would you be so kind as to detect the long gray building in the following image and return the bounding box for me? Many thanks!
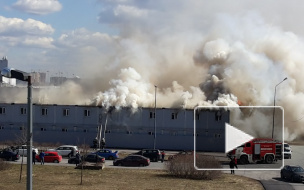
[0,103,229,151]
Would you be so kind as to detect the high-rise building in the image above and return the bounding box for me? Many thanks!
[0,57,16,86]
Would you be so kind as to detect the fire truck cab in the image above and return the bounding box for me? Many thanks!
[227,138,282,164]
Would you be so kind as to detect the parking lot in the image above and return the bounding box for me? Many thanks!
[6,146,304,190]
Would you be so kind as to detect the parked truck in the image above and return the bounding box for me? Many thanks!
[227,138,283,164]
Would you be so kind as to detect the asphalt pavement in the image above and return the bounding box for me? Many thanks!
[7,146,304,189]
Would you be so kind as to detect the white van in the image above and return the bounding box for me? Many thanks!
[283,143,292,159]
[14,145,39,157]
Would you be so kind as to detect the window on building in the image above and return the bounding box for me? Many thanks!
[62,128,68,132]
[127,131,132,134]
[0,107,6,114]
[171,113,177,120]
[196,114,200,120]
[172,131,177,136]
[63,109,69,116]
[40,128,46,131]
[215,111,222,121]
[42,108,48,116]
[149,111,155,118]
[0,126,3,130]
[84,109,90,117]
[105,130,111,133]
[148,131,154,135]
[83,129,88,133]
[21,107,27,115]
[20,126,24,130]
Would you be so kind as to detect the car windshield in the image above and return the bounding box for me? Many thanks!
[291,167,304,172]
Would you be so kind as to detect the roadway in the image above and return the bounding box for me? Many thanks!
[11,146,304,189]
[232,145,304,190]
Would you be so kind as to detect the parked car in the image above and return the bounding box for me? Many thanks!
[0,150,20,161]
[113,155,150,167]
[48,145,79,158]
[281,165,304,182]
[13,145,38,157]
[35,151,62,163]
[93,149,119,160]
[69,153,105,164]
[133,149,161,162]
[168,150,194,161]
[283,143,292,159]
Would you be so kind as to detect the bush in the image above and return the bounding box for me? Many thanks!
[165,154,221,180]
[0,159,12,171]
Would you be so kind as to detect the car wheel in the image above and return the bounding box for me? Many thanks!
[265,155,273,164]
[291,175,295,182]
[240,156,248,164]
[53,160,59,163]
[8,157,12,161]
[118,163,122,166]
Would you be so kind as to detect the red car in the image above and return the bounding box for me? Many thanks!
[36,151,62,163]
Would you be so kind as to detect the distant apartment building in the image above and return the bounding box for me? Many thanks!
[0,57,16,86]
[31,72,46,85]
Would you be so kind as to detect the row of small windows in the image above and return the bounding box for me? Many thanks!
[150,111,222,121]
[149,112,178,120]
[1,107,223,122]
[0,107,92,117]
[0,107,27,115]
[43,108,91,117]
[0,126,222,138]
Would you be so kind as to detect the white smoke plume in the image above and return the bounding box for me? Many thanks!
[2,1,304,141]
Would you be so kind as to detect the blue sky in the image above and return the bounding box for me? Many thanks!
[1,0,304,79]
[1,1,304,139]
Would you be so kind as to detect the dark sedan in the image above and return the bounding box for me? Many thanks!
[281,165,304,183]
[68,153,105,164]
[0,150,20,161]
[113,155,150,167]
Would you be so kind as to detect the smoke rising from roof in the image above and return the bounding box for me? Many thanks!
[2,1,304,141]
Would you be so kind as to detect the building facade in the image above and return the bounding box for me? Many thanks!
[0,103,229,151]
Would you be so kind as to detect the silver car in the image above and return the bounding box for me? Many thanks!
[48,145,80,158]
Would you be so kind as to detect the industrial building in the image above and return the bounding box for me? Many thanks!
[0,103,228,151]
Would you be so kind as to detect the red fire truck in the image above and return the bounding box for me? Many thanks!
[227,138,283,164]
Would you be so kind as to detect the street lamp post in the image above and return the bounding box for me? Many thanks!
[1,68,32,190]
[272,77,287,139]
[153,85,157,149]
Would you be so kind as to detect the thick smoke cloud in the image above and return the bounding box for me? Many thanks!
[3,0,304,141]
